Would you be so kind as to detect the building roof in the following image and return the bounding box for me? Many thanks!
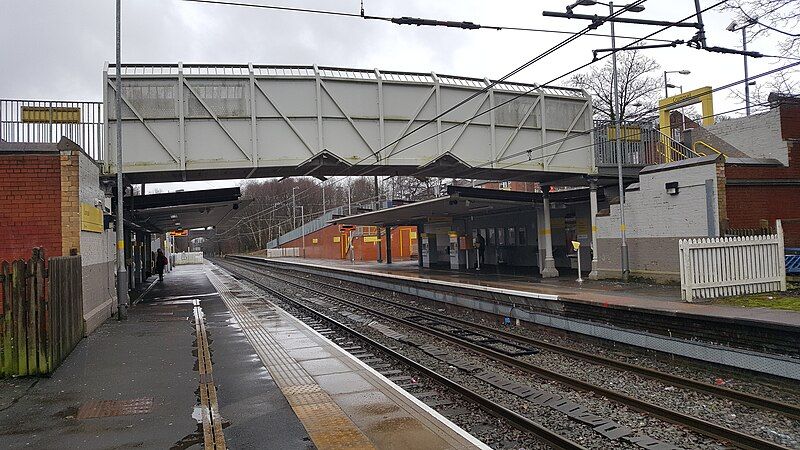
[121,187,249,232]
[329,185,597,227]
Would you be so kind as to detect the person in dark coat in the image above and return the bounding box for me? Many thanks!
[475,232,486,269]
[155,248,168,281]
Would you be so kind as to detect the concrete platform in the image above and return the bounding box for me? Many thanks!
[0,265,311,449]
[271,258,800,329]
[206,262,488,450]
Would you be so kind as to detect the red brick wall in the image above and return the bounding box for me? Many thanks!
[279,225,418,262]
[724,102,800,246]
[0,154,63,261]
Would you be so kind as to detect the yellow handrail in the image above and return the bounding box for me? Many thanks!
[693,140,726,159]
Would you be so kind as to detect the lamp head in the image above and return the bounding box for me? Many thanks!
[726,21,738,32]
[678,70,691,75]
[627,5,645,12]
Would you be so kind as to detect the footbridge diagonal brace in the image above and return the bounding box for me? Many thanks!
[106,80,180,165]
[183,80,252,162]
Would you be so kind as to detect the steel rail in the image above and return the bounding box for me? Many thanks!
[225,256,792,450]
[216,259,587,450]
[245,256,800,420]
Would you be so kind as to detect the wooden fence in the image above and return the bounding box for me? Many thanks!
[679,221,787,301]
[0,249,84,376]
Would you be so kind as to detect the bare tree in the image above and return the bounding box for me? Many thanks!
[569,50,662,122]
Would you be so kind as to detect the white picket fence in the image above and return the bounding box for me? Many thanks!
[679,220,787,301]
[265,247,300,258]
[174,251,204,265]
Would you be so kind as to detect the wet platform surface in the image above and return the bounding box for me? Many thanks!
[266,258,800,328]
[206,262,488,450]
[0,265,311,449]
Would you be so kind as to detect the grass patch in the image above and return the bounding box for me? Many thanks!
[713,284,800,311]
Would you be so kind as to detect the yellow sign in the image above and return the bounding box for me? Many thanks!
[571,241,581,251]
[80,203,103,233]
[364,236,381,243]
[333,236,341,243]
[659,86,714,133]
[606,125,641,142]
[409,231,417,239]
[312,238,318,244]
[22,106,81,124]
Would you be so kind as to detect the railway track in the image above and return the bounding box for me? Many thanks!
[212,260,587,450]
[240,256,800,420]
[222,255,798,450]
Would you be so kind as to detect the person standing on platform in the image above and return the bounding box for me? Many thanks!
[475,232,486,270]
[155,248,168,282]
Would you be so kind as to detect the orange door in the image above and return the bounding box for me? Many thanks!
[399,228,409,258]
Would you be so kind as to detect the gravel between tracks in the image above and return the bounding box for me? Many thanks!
[224,261,740,450]
[253,263,800,449]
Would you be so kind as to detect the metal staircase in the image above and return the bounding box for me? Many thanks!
[593,120,703,168]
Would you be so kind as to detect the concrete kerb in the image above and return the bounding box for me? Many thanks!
[242,257,800,381]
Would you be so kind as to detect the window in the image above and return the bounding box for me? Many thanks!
[518,227,527,246]
[497,228,505,245]
[508,227,516,246]
[488,228,495,245]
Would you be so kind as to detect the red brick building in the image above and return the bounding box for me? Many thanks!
[676,96,800,246]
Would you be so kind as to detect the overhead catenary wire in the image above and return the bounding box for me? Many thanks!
[213,0,651,230]
[219,0,737,235]
[179,0,676,43]
[345,0,727,179]
[217,0,767,238]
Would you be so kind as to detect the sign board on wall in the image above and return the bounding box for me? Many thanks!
[169,230,188,237]
[333,236,341,243]
[312,238,319,244]
[80,203,103,233]
[22,106,81,123]
[364,236,381,243]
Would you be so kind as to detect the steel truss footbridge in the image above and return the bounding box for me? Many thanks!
[102,63,595,184]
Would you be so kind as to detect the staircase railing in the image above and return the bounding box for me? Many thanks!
[594,121,702,167]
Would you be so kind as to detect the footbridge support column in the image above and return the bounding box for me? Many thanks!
[588,178,600,280]
[540,187,559,278]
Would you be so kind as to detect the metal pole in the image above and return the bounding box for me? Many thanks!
[664,71,669,98]
[347,179,352,215]
[742,27,751,116]
[300,205,305,258]
[321,183,326,214]
[610,1,629,281]
[374,176,382,263]
[115,0,128,319]
[292,186,297,229]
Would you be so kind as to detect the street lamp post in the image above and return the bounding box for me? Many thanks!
[727,21,753,116]
[663,70,691,97]
[115,0,128,320]
[608,0,630,281]
[570,0,644,281]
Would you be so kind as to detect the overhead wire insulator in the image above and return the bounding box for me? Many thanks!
[389,16,493,30]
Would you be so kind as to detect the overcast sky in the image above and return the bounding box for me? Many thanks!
[1,0,793,192]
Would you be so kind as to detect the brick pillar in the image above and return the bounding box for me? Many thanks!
[60,149,80,256]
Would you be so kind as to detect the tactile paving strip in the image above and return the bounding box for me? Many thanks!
[206,267,376,450]
[76,398,153,419]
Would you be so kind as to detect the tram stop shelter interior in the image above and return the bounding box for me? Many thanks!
[331,185,607,276]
